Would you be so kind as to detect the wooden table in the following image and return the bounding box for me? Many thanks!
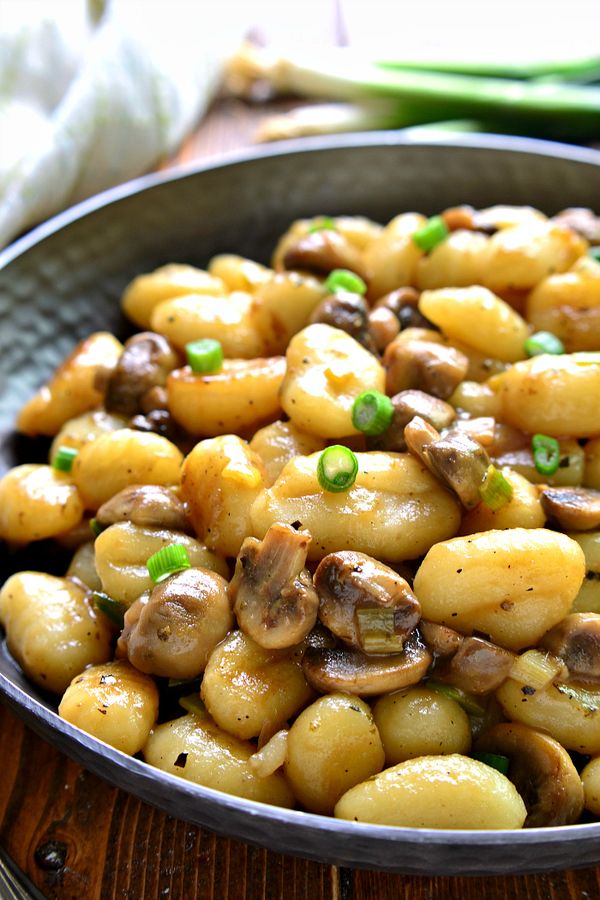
[2,97,600,900]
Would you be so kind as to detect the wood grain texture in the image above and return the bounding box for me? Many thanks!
[2,96,600,899]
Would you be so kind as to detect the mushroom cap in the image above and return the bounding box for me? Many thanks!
[474,721,584,827]
[96,484,189,532]
[541,612,600,683]
[314,550,421,652]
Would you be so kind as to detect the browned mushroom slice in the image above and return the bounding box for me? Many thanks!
[404,416,491,509]
[314,550,421,652]
[434,636,516,694]
[374,286,435,331]
[105,332,179,417]
[419,620,464,659]
[540,487,600,531]
[302,631,432,696]
[383,338,468,399]
[541,613,600,683]
[96,484,189,532]
[369,390,456,452]
[117,567,232,680]
[281,230,366,280]
[474,722,584,827]
[230,523,319,649]
[309,292,377,353]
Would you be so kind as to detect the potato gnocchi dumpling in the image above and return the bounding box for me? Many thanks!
[2,202,600,830]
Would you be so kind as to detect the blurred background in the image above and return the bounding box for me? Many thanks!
[1,0,598,249]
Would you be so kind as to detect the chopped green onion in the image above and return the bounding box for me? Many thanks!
[147,543,191,583]
[92,591,127,629]
[51,446,78,472]
[472,752,510,776]
[588,246,600,263]
[179,694,208,717]
[479,464,513,510]
[89,518,106,537]
[352,390,394,436]
[308,216,336,233]
[324,268,367,296]
[317,445,359,493]
[185,338,224,374]
[532,433,561,476]
[355,607,406,653]
[412,216,449,252]
[427,680,486,717]
[524,331,565,357]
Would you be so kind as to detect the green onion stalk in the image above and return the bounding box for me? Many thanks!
[227,44,600,143]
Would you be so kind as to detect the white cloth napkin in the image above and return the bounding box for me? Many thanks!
[0,0,248,249]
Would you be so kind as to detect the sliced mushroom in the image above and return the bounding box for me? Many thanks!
[434,636,516,694]
[405,416,491,509]
[314,550,421,652]
[302,630,432,696]
[540,487,600,531]
[383,338,468,399]
[117,567,232,680]
[374,286,435,332]
[230,523,319,649]
[309,291,377,353]
[281,230,366,280]
[95,484,189,532]
[105,332,179,417]
[474,722,584,827]
[368,390,456,452]
[419,620,464,659]
[541,613,600,683]
[366,306,400,352]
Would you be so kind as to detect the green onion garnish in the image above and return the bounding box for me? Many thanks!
[92,591,127,629]
[355,607,405,653]
[89,518,106,537]
[351,390,394,436]
[532,433,561,476]
[317,445,359,493]
[51,446,78,472]
[472,751,510,776]
[308,216,336,233]
[524,331,565,357]
[427,680,486,717]
[185,338,224,374]
[411,215,449,252]
[588,246,600,263]
[323,268,367,296]
[179,694,208,717]
[479,464,513,510]
[147,543,191,583]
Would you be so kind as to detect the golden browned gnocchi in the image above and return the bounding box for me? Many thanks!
[2,202,600,832]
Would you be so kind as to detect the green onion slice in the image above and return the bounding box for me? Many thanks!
[427,680,486,717]
[317,445,359,493]
[472,751,510,776]
[92,591,127,629]
[355,607,406,653]
[308,216,336,233]
[524,330,565,357]
[479,464,513,510]
[323,268,367,296]
[89,518,106,537]
[352,390,394,436]
[51,446,78,472]
[179,694,208,717]
[185,338,224,374]
[588,246,600,263]
[147,543,191,583]
[532,433,561,477]
[411,215,449,252]
[555,682,600,713]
